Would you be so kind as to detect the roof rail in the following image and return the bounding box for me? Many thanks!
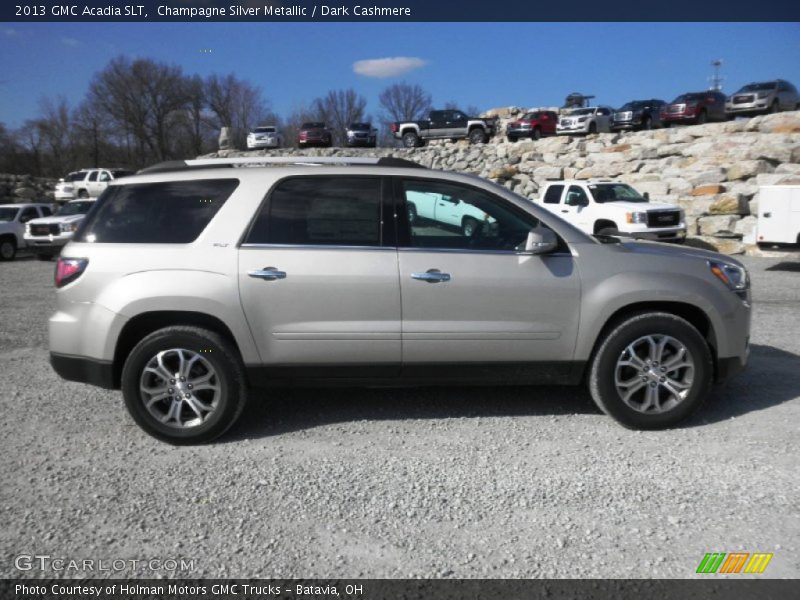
[138,156,425,174]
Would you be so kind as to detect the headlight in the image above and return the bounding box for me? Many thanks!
[708,260,749,291]
[626,211,648,224]
[25,224,31,234]
[578,117,587,122]
[60,222,78,233]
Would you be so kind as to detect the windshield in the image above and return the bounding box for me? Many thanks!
[589,184,648,204]
[672,93,702,103]
[521,112,542,120]
[568,108,594,116]
[737,82,776,93]
[0,207,19,222]
[619,102,644,111]
[253,127,276,134]
[348,123,371,130]
[58,201,94,216]
[301,122,324,129]
[64,172,86,182]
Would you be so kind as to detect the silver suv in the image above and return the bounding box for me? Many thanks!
[726,80,800,117]
[49,157,751,443]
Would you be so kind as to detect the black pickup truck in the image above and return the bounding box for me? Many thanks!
[390,109,496,147]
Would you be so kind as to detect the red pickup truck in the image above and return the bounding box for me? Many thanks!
[506,110,558,142]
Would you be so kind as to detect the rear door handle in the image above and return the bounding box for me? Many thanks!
[248,267,286,281]
[411,269,451,283]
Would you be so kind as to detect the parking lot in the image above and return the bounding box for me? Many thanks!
[1,253,798,579]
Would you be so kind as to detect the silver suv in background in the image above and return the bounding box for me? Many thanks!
[726,80,800,117]
[49,157,751,443]
[557,106,614,135]
[246,125,283,149]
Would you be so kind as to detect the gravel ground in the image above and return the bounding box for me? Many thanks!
[1,254,798,579]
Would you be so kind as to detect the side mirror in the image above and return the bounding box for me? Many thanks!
[643,192,650,200]
[524,227,558,255]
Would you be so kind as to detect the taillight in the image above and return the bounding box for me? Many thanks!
[55,257,88,288]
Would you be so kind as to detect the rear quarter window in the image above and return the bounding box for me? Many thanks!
[75,179,238,243]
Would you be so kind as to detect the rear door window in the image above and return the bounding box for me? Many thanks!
[543,185,564,204]
[75,179,238,243]
[245,177,383,247]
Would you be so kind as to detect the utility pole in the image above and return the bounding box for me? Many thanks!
[709,59,724,91]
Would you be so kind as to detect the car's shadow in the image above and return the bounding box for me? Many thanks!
[225,344,800,440]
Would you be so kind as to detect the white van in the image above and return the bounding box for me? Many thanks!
[756,185,800,247]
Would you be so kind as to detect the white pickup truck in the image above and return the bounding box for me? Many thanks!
[535,180,687,242]
[406,190,494,236]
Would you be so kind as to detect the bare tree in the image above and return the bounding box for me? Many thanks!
[444,100,481,116]
[311,89,368,146]
[205,73,273,150]
[36,96,73,175]
[378,82,432,123]
[88,56,193,165]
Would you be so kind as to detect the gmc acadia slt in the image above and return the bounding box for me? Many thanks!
[49,157,751,443]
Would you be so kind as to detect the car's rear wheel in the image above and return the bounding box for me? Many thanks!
[121,326,248,444]
[407,202,417,225]
[462,217,480,237]
[468,128,487,144]
[402,131,420,148]
[589,312,713,429]
[0,237,16,261]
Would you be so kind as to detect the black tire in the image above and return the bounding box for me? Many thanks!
[696,110,707,125]
[642,115,652,130]
[407,202,417,225]
[121,326,248,444]
[0,237,16,261]
[402,131,420,148]
[589,312,713,430]
[507,136,517,143]
[468,128,487,144]
[36,253,53,261]
[77,189,89,199]
[597,226,620,237]
[588,122,597,134]
[462,216,480,237]
[532,127,542,141]
[770,100,780,114]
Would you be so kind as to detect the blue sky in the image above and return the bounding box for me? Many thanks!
[1,22,799,126]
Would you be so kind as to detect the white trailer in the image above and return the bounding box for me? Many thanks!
[757,185,800,246]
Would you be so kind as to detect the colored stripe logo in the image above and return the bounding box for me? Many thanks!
[697,552,773,574]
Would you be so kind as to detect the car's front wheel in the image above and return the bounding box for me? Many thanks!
[589,312,713,429]
[121,326,248,444]
[468,128,488,144]
[0,237,16,261]
[402,131,420,148]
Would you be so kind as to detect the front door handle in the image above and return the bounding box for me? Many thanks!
[248,267,286,281]
[561,209,569,213]
[411,269,451,283]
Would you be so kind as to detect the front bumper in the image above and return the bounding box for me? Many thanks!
[24,232,74,251]
[247,139,280,149]
[346,137,376,147]
[54,191,75,201]
[556,125,589,135]
[726,101,770,115]
[618,227,687,242]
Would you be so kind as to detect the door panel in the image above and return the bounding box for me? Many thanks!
[399,251,580,363]
[238,175,401,368]
[396,177,581,366]
[239,248,401,365]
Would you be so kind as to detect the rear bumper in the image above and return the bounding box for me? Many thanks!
[50,352,117,389]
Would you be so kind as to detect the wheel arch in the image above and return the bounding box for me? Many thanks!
[593,219,617,234]
[113,311,244,388]
[582,301,718,383]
